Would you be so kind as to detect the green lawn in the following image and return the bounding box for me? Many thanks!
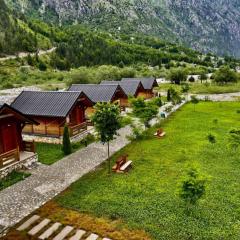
[56,102,240,240]
[0,171,30,191]
[159,82,240,94]
[36,134,95,165]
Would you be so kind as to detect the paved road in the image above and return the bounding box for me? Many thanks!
[0,126,131,232]
[0,48,56,62]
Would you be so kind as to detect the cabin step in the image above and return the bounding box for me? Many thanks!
[69,229,86,240]
[38,222,62,239]
[52,226,74,240]
[85,233,99,240]
[17,215,40,231]
[28,219,51,236]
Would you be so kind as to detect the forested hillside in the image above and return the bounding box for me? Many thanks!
[0,0,52,56]
[5,0,240,58]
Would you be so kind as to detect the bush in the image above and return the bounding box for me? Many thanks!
[207,134,216,143]
[62,125,72,155]
[178,165,207,205]
[38,61,47,71]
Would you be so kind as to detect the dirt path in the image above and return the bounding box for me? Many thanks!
[0,47,56,62]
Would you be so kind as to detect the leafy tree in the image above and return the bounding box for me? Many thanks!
[167,89,171,101]
[200,73,207,83]
[38,61,47,71]
[169,68,187,84]
[181,83,190,101]
[92,102,121,174]
[27,54,34,66]
[191,96,199,111]
[167,87,182,105]
[178,165,207,205]
[62,125,72,155]
[130,97,158,128]
[214,66,238,84]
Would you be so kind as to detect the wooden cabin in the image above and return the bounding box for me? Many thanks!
[0,104,38,170]
[68,84,128,115]
[11,91,93,139]
[100,80,146,105]
[122,77,158,99]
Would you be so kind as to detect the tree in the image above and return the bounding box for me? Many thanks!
[190,96,199,111]
[38,61,47,71]
[181,83,190,101]
[169,68,187,84]
[178,165,207,205]
[130,97,159,128]
[92,102,121,174]
[167,87,182,105]
[200,73,207,83]
[214,66,238,84]
[62,125,72,155]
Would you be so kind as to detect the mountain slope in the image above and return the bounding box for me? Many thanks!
[5,0,240,58]
[0,0,52,56]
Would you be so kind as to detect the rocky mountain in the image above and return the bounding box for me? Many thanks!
[5,0,240,58]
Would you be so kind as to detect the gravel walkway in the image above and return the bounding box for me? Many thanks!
[0,126,131,232]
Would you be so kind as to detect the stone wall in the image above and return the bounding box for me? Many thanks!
[23,128,95,144]
[0,154,38,179]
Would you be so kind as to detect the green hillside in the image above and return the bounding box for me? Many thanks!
[0,0,52,56]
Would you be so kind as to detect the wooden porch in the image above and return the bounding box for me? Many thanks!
[0,141,36,169]
[23,121,88,138]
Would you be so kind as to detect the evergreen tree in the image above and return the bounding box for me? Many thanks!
[62,125,72,155]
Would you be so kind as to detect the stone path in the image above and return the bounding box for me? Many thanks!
[0,126,131,232]
[16,215,111,240]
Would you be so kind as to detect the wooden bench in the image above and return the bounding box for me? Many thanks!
[154,128,166,138]
[112,154,132,173]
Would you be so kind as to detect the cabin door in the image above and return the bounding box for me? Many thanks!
[1,123,18,153]
[76,106,85,124]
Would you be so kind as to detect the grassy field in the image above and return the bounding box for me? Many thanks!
[36,134,95,165]
[51,102,240,240]
[159,82,240,94]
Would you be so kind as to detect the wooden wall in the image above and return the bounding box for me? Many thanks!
[0,117,22,154]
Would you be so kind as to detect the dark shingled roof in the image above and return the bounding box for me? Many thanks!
[100,80,143,96]
[122,77,158,90]
[68,84,126,103]
[11,91,89,118]
[0,103,38,124]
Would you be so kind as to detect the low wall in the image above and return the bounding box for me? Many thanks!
[23,129,92,144]
[0,154,38,179]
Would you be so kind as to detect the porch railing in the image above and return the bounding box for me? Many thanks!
[69,122,87,137]
[23,141,36,153]
[0,148,20,169]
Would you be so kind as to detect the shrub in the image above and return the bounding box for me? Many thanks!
[207,134,216,143]
[62,125,72,155]
[178,165,207,205]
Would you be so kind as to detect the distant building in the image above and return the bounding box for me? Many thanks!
[122,77,158,99]
[68,84,128,113]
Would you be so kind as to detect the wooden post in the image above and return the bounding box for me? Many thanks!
[0,155,3,168]
[108,141,110,175]
[16,147,20,161]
